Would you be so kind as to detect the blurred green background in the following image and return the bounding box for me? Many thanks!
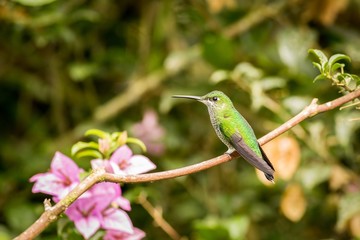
[1,0,360,239]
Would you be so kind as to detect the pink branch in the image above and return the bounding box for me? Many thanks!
[15,88,360,240]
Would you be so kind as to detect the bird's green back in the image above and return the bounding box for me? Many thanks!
[212,95,262,157]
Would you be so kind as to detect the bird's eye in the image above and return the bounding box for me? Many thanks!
[212,96,219,102]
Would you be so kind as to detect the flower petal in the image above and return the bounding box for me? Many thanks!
[115,196,131,211]
[90,182,121,208]
[29,173,46,183]
[124,155,156,175]
[91,159,114,173]
[104,228,146,240]
[51,152,82,182]
[30,152,83,200]
[109,161,123,175]
[58,182,79,199]
[30,172,68,197]
[90,159,106,170]
[110,145,133,164]
[131,110,165,156]
[66,199,93,221]
[101,208,134,234]
[74,216,101,239]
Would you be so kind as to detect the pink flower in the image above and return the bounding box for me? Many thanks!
[104,227,146,240]
[66,196,104,239]
[30,151,146,239]
[132,110,165,156]
[88,182,131,211]
[101,208,134,233]
[99,138,111,155]
[91,145,156,175]
[66,182,134,239]
[30,152,83,201]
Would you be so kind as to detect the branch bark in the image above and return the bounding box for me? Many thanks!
[15,88,360,240]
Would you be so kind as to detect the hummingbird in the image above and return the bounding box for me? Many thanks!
[173,90,275,182]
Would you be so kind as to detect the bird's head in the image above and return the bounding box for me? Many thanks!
[172,90,233,112]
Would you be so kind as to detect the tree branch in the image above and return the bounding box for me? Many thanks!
[137,192,183,240]
[258,89,360,145]
[15,88,360,240]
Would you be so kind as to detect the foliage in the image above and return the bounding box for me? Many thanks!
[71,129,146,159]
[1,0,360,239]
[309,49,360,92]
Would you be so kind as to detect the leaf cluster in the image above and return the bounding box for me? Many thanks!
[72,129,146,160]
[309,49,360,92]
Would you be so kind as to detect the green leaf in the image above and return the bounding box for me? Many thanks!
[74,149,103,159]
[126,138,147,152]
[343,74,357,89]
[71,141,99,156]
[337,74,346,82]
[13,0,57,7]
[336,192,360,231]
[331,63,345,73]
[351,74,360,84]
[308,49,328,69]
[328,53,351,70]
[323,62,330,75]
[336,73,357,90]
[313,74,327,83]
[311,62,323,73]
[110,132,121,139]
[85,129,109,139]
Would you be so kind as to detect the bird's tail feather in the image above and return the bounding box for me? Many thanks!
[265,173,275,183]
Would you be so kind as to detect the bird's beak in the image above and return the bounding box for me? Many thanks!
[172,95,201,101]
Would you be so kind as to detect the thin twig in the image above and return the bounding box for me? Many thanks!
[339,100,360,110]
[137,192,184,240]
[222,1,286,38]
[15,88,360,240]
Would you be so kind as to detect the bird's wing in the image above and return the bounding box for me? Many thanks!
[230,133,275,176]
[258,144,275,171]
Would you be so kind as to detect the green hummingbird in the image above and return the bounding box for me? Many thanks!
[173,90,275,182]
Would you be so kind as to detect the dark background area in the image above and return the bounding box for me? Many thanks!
[1,0,360,239]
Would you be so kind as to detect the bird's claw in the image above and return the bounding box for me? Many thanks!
[224,149,236,156]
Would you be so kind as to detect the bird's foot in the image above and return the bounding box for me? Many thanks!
[224,149,236,157]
